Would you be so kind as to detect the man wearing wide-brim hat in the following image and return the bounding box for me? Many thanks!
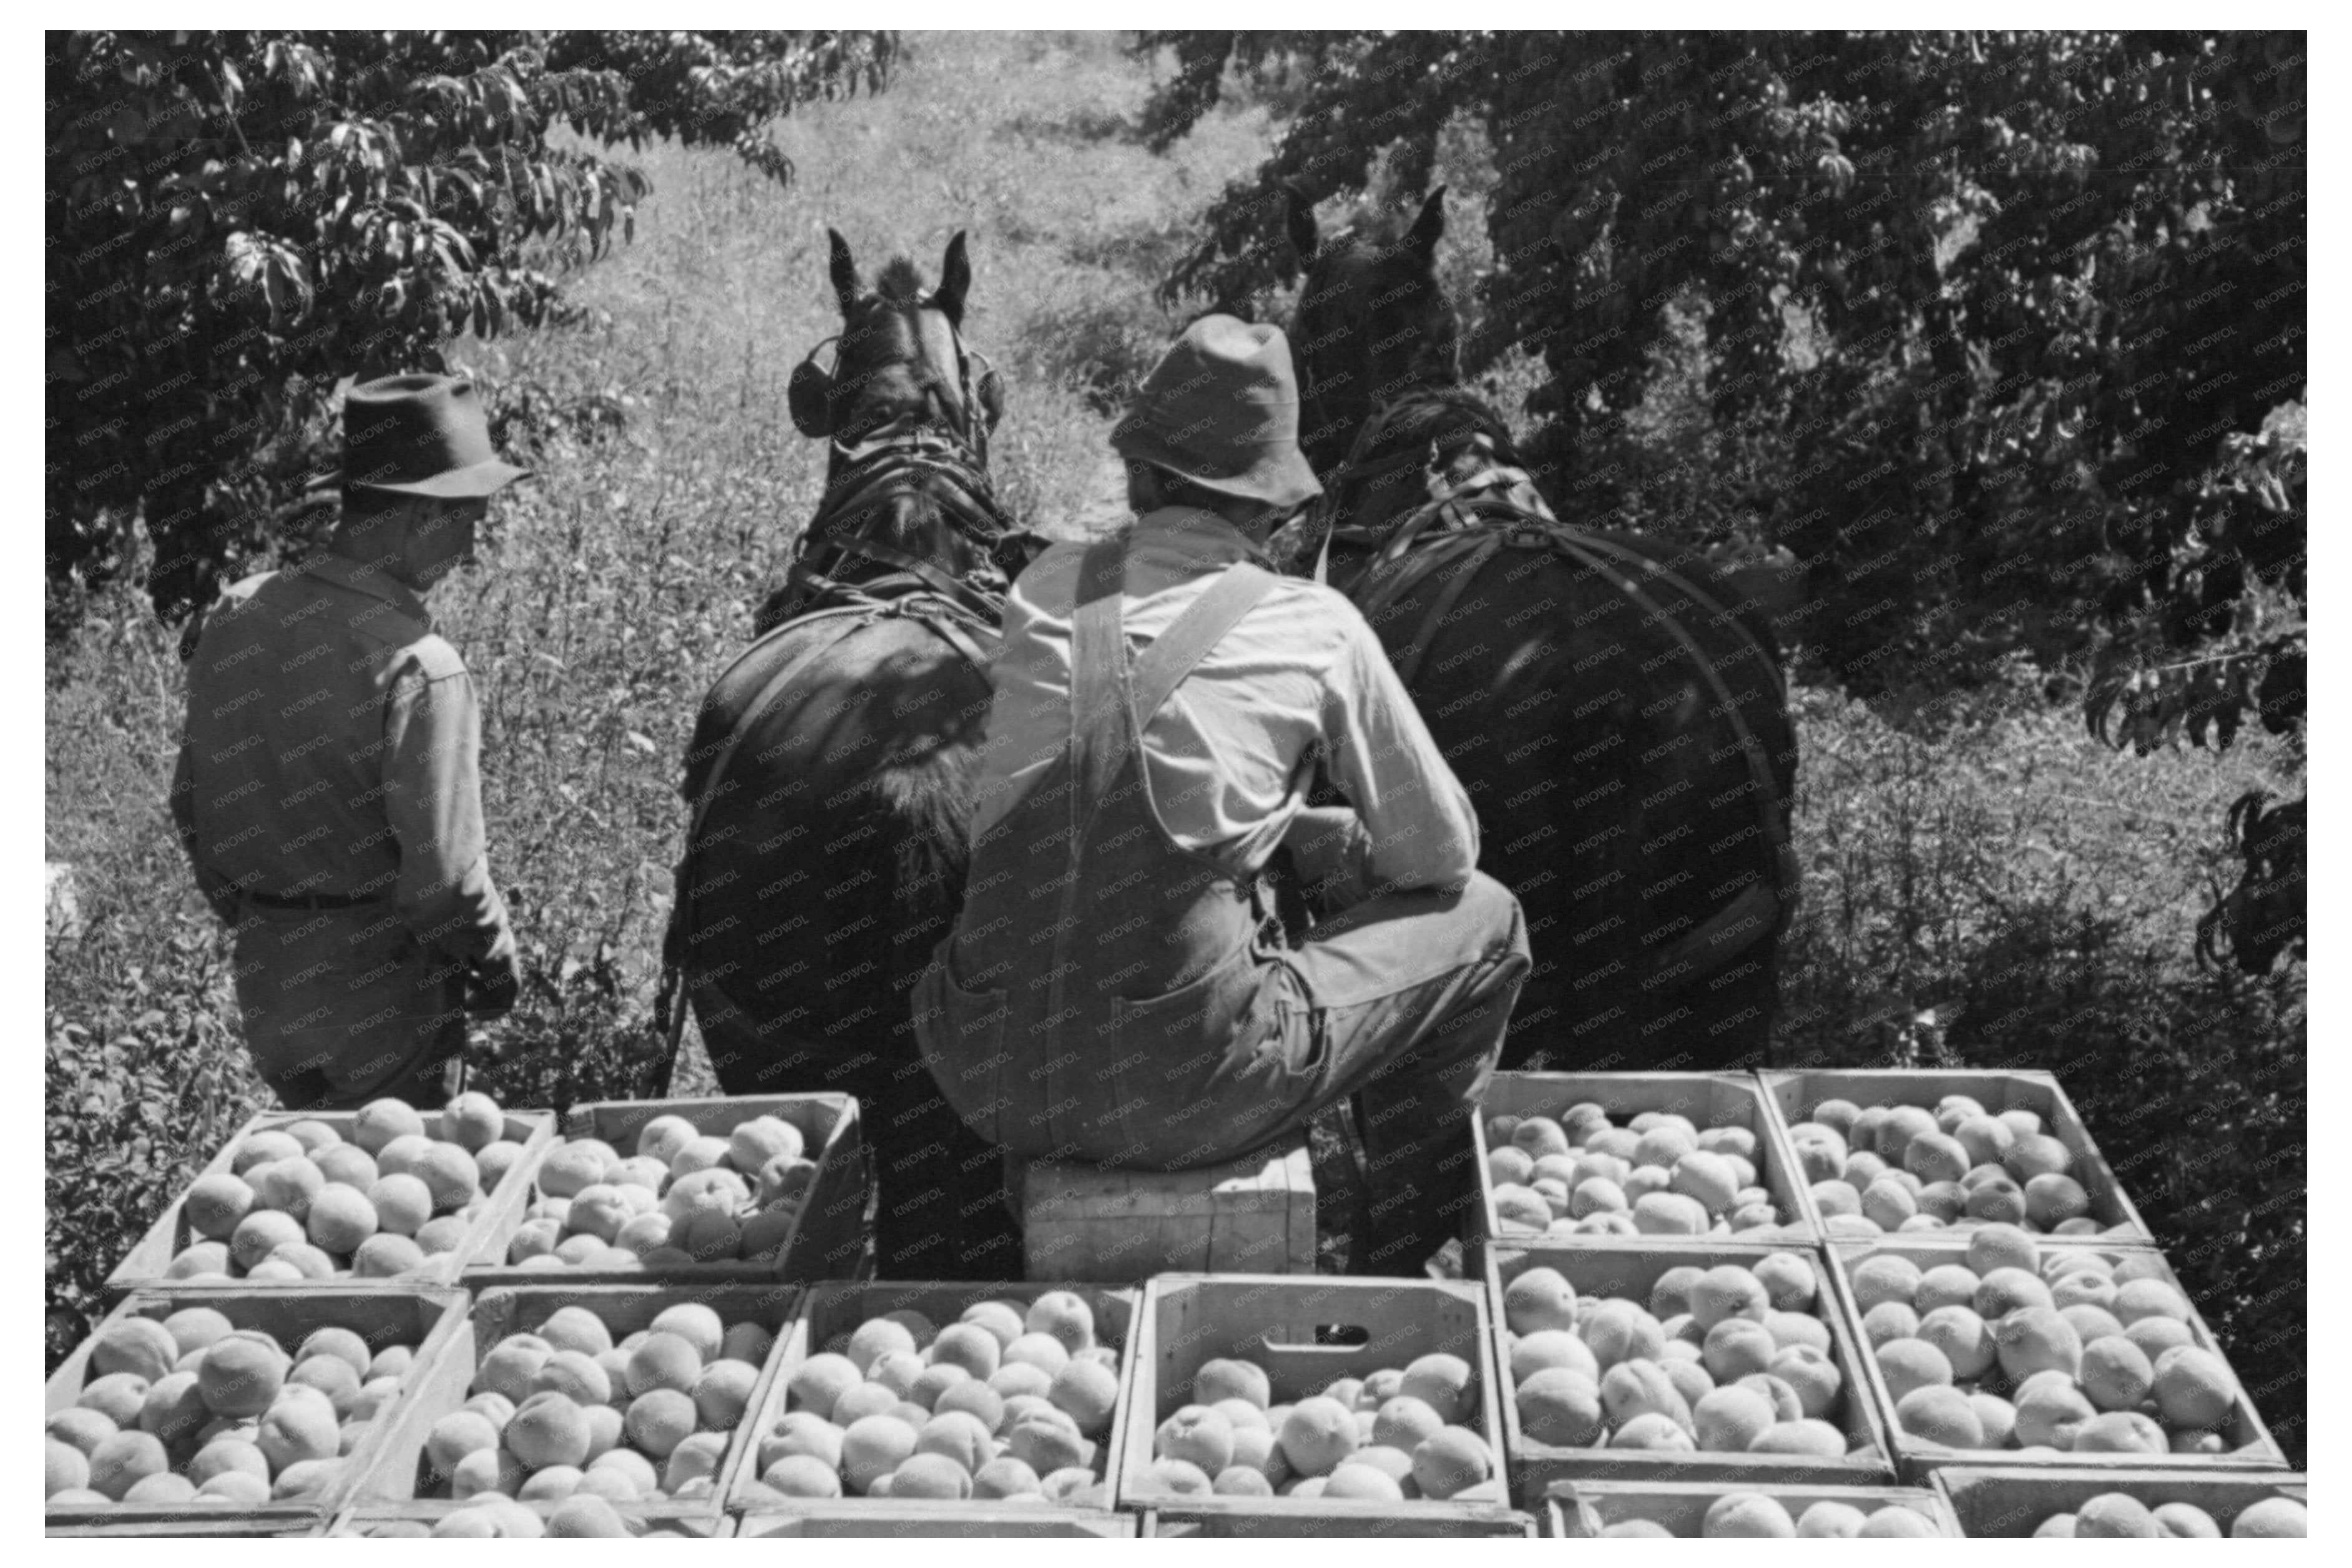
[914,316,1532,1276]
[172,373,529,1110]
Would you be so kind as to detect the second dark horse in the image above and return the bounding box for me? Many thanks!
[666,230,1034,1277]
[1284,190,1802,1075]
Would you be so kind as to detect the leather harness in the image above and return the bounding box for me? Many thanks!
[654,320,1012,1092]
[1320,394,1800,988]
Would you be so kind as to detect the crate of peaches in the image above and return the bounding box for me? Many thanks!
[45,1286,467,1531]
[107,1095,551,1293]
[1485,1242,1896,1492]
[1759,1069,2152,1245]
[346,1282,798,1534]
[1475,1072,1813,1247]
[1833,1228,2290,1476]
[732,1282,1136,1516]
[464,1095,870,1285]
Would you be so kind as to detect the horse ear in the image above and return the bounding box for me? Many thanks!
[1406,185,1447,257]
[934,230,971,326]
[828,228,860,317]
[1286,185,1320,265]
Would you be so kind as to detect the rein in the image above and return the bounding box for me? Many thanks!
[1325,390,1801,982]
[780,424,1020,628]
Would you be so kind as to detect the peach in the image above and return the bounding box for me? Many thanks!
[353,1098,426,1154]
[77,1373,151,1428]
[2152,1345,2236,1429]
[841,1413,919,1494]
[1896,1384,1983,1448]
[1409,1426,1491,1499]
[760,1454,843,1498]
[1701,1318,1778,1383]
[693,1357,760,1429]
[351,1232,426,1278]
[625,1331,702,1396]
[624,1387,698,1459]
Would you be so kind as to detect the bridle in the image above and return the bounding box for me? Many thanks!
[776,302,1023,627]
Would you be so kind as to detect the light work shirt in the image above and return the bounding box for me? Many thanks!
[171,549,509,964]
[968,504,1481,896]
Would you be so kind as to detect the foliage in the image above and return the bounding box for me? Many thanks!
[1774,666,2305,1463]
[45,602,265,1370]
[1144,31,2305,723]
[47,29,894,620]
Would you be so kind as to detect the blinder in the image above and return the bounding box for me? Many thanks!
[785,315,1003,454]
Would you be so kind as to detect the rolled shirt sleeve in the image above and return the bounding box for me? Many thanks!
[1320,619,1482,895]
[381,658,511,963]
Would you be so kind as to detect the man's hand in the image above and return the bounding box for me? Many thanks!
[466,931,521,1020]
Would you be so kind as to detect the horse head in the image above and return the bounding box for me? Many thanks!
[2198,790,2306,974]
[778,231,1040,612]
[790,228,1004,454]
[1288,185,1459,477]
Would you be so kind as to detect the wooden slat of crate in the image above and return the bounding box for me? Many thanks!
[1542,1478,1961,1537]
[738,1505,1136,1537]
[349,1281,801,1524]
[1486,1242,1896,1490]
[461,1094,870,1287]
[1021,1139,1315,1281]
[105,1108,556,1295]
[46,1516,329,1539]
[326,1509,735,1537]
[1471,1071,1816,1252]
[1930,1464,2309,1537]
[1140,1505,1539,1537]
[1120,1275,1516,1524]
[45,1285,469,1534]
[1824,1238,2291,1477]
[1757,1069,2154,1246]
[730,1280,1139,1517]
[322,1504,724,1532]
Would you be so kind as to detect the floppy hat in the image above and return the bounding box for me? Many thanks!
[1111,316,1322,510]
[338,373,531,499]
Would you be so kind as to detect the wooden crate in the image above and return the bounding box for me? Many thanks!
[349,1281,801,1526]
[730,1280,1139,1518]
[1826,1238,2291,1477]
[1542,1478,1961,1537]
[105,1107,556,1295]
[1021,1138,1314,1281]
[45,1285,469,1534]
[1472,1071,1816,1251]
[462,1094,870,1286]
[47,1517,328,1539]
[738,1506,1136,1537]
[327,1509,733,1537]
[1120,1275,1517,1524]
[1485,1242,1896,1490]
[1931,1464,2309,1537]
[1757,1069,2154,1246]
[1140,1505,1538,1537]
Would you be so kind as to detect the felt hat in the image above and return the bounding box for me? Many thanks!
[1111,316,1322,509]
[338,373,530,499]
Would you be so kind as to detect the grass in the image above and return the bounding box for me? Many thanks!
[45,31,2303,1463]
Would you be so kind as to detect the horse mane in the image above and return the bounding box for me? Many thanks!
[874,255,928,303]
[1360,386,1522,468]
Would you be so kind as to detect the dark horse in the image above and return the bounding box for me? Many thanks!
[663,230,1035,1276]
[1281,189,1802,1074]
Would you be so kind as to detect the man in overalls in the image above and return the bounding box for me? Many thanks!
[914,316,1531,1275]
[172,374,526,1109]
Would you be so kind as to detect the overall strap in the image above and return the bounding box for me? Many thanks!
[1071,539,1278,805]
